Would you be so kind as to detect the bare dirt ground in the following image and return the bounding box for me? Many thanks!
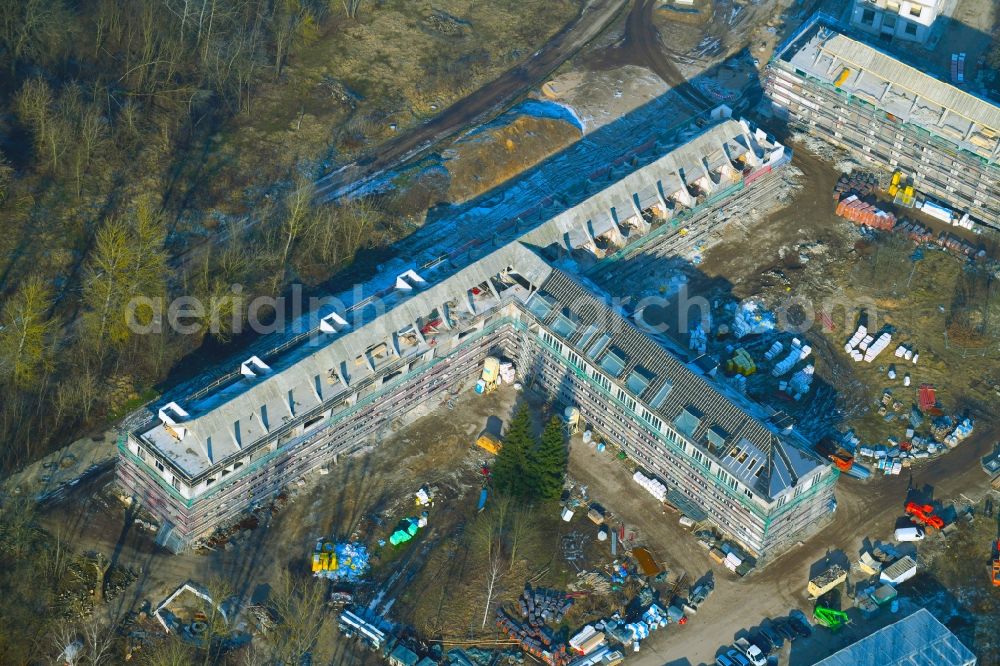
[314,0,632,199]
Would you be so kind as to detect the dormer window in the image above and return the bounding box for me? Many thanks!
[394,269,427,292]
[626,367,652,396]
[650,380,673,408]
[674,406,703,438]
[552,312,579,339]
[319,311,349,333]
[526,292,555,319]
[598,347,627,377]
[240,355,270,378]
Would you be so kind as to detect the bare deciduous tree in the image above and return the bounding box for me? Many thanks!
[472,494,511,628]
[266,570,329,663]
[342,0,363,19]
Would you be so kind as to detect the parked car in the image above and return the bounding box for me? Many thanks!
[894,526,925,541]
[733,638,766,666]
[774,618,797,641]
[725,649,751,666]
[789,611,813,638]
[690,579,715,607]
[748,632,773,655]
[715,654,735,666]
[759,623,783,649]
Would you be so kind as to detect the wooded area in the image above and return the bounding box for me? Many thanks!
[0,0,397,474]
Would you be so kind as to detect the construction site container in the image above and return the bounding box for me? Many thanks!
[632,547,662,576]
[808,565,848,598]
[482,357,500,383]
[476,433,501,455]
[880,556,917,585]
[872,584,897,605]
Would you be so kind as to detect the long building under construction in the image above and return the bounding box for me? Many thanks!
[118,112,837,558]
[765,13,1000,230]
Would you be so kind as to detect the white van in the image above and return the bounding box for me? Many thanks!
[894,526,925,541]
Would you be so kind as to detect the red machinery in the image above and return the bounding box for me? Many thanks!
[992,541,1000,588]
[828,449,854,473]
[905,502,945,530]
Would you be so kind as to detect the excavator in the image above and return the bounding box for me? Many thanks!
[905,502,945,530]
[813,605,850,631]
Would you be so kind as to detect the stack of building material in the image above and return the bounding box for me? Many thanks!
[952,213,975,230]
[732,300,776,339]
[788,365,814,400]
[633,471,668,502]
[498,361,517,384]
[496,608,569,665]
[864,332,892,362]
[875,458,903,475]
[772,342,803,376]
[689,324,708,354]
[610,603,675,650]
[569,626,606,655]
[312,541,370,581]
[835,195,897,230]
[936,231,980,258]
[833,171,878,198]
[919,199,954,224]
[845,325,866,356]
[724,551,742,572]
[518,585,574,626]
[944,417,974,448]
[918,384,937,411]
[896,221,934,243]
[725,348,756,376]
[764,341,784,360]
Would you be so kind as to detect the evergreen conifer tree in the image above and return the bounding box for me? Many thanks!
[528,415,567,501]
[492,405,533,497]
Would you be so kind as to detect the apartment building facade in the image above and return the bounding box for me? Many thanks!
[118,117,834,559]
[765,14,1000,231]
[849,0,941,44]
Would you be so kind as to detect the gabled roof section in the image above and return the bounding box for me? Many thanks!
[530,270,827,500]
[138,242,552,479]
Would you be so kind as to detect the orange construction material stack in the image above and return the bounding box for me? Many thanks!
[835,194,897,231]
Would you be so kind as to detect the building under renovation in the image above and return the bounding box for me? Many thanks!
[118,113,836,558]
[766,14,1000,230]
